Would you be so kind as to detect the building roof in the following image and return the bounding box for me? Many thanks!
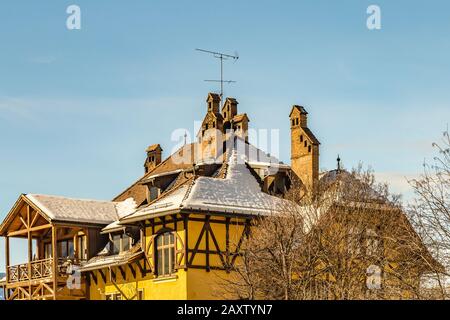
[232,113,249,123]
[183,149,293,215]
[120,144,295,223]
[146,144,162,153]
[302,127,320,145]
[207,92,221,101]
[25,194,119,225]
[113,143,197,205]
[80,243,143,272]
[289,105,308,117]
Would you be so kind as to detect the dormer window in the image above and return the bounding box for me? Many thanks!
[111,233,133,255]
[149,186,160,202]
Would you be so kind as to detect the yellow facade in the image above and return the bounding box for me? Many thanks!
[87,213,246,300]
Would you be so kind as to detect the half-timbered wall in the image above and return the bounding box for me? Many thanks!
[87,212,249,300]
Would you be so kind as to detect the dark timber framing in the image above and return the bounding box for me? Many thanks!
[142,212,252,273]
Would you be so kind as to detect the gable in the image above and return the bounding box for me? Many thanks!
[0,195,51,237]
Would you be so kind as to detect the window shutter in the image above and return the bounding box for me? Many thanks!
[174,231,186,269]
[144,234,157,273]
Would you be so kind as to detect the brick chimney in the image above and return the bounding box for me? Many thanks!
[144,144,163,173]
[289,105,320,193]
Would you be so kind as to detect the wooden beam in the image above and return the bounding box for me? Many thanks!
[183,214,189,270]
[226,217,230,272]
[19,216,28,229]
[231,220,251,266]
[5,236,10,300]
[129,264,136,279]
[7,224,52,237]
[90,271,97,286]
[208,223,226,268]
[135,261,145,277]
[52,226,58,300]
[188,220,207,266]
[188,217,246,225]
[27,207,32,300]
[98,269,106,284]
[205,216,210,272]
[189,265,227,271]
[109,267,116,282]
[30,210,39,229]
[172,214,177,230]
[118,266,126,280]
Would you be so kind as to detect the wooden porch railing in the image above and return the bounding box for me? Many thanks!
[7,258,83,283]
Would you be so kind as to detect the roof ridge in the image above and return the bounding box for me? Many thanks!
[27,193,114,204]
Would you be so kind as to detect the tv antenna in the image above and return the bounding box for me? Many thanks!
[196,48,239,103]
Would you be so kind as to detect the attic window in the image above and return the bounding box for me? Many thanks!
[205,124,209,130]
[224,112,227,119]
[208,102,212,111]
[111,234,132,254]
[295,118,299,126]
[304,141,307,147]
[308,145,312,153]
[150,186,160,201]
[300,135,303,142]
[213,122,215,128]
[291,119,295,126]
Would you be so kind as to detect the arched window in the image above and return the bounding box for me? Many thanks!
[156,232,175,277]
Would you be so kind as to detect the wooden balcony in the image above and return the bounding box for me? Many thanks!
[6,258,84,284]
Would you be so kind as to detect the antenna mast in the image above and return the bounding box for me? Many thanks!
[196,48,239,104]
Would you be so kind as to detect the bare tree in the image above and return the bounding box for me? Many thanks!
[221,165,435,300]
[407,130,450,299]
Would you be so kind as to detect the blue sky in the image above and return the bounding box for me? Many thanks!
[1,0,450,271]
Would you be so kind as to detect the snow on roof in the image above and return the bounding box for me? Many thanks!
[120,183,191,223]
[80,244,143,271]
[101,220,124,234]
[119,137,293,222]
[26,194,119,225]
[182,150,292,215]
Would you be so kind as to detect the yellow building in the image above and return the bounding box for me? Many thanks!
[0,93,436,300]
[0,93,298,300]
